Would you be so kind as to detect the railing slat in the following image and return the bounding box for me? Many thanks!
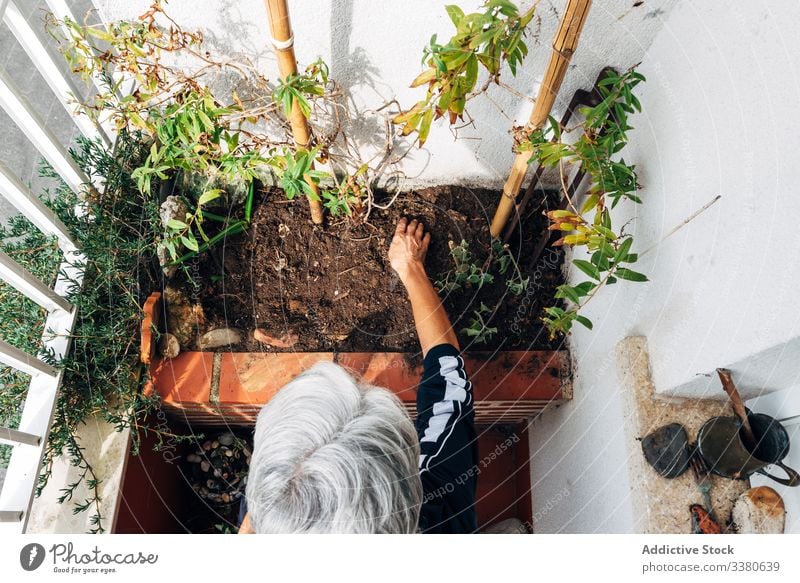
[0,427,41,447]
[0,67,95,194]
[0,250,83,533]
[0,249,72,312]
[3,0,111,147]
[0,510,23,523]
[0,160,78,252]
[43,0,126,137]
[0,338,58,377]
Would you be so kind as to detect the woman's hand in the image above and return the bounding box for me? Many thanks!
[388,218,431,284]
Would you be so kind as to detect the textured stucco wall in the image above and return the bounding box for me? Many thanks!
[529,1,800,532]
[96,0,676,190]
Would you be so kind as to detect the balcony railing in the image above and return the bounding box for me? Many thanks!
[0,0,108,533]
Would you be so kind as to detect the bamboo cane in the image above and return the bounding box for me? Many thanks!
[263,0,324,224]
[489,0,592,238]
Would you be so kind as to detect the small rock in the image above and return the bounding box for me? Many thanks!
[200,460,211,473]
[164,286,206,347]
[198,327,242,349]
[253,328,298,348]
[221,493,231,504]
[202,441,212,451]
[732,486,785,534]
[186,454,201,463]
[218,433,235,446]
[211,440,219,449]
[288,299,306,312]
[225,449,234,457]
[158,333,180,359]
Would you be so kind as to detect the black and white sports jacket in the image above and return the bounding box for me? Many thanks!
[416,343,478,534]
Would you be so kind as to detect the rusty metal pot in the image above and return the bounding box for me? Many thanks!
[697,411,800,487]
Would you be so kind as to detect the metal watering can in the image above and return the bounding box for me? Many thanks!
[697,410,800,487]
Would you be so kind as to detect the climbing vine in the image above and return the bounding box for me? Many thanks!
[520,66,647,337]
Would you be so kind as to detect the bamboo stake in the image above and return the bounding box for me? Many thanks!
[263,0,324,224]
[489,0,592,238]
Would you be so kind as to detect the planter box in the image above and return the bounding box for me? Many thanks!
[141,293,571,426]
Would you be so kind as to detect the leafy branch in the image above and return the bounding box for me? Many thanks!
[395,0,536,146]
[521,66,648,337]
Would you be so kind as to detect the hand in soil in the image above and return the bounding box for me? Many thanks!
[388,218,431,283]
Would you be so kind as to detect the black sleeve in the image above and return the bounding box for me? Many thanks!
[415,343,478,534]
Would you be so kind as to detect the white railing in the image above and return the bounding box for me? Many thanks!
[0,0,107,533]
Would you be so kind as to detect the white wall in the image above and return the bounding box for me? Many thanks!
[97,0,675,189]
[529,1,800,532]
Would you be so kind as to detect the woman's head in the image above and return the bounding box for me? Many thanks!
[245,362,422,533]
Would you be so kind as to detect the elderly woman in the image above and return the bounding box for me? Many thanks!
[239,218,477,534]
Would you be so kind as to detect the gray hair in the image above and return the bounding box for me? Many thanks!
[245,362,422,533]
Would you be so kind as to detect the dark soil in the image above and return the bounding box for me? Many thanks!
[194,185,565,353]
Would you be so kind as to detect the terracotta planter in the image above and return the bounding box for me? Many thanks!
[141,292,570,427]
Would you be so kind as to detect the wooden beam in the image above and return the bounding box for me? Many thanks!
[490,0,592,238]
[263,0,325,224]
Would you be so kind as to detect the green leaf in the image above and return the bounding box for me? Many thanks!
[166,219,188,230]
[573,259,600,281]
[574,315,593,330]
[614,237,633,262]
[418,107,434,146]
[445,5,465,26]
[465,55,479,91]
[180,234,199,252]
[615,267,648,282]
[556,284,581,304]
[198,189,222,206]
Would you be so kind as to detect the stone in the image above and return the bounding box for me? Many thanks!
[218,433,235,446]
[164,286,206,347]
[732,486,785,534]
[640,423,691,479]
[198,327,242,349]
[186,454,201,463]
[158,333,180,359]
[200,461,210,473]
[253,328,298,348]
[158,196,190,278]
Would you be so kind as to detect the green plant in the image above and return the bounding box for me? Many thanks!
[1,133,194,532]
[433,239,531,345]
[272,148,327,201]
[272,58,329,119]
[435,240,494,293]
[521,66,647,337]
[50,3,404,239]
[395,0,536,145]
[492,239,530,296]
[461,302,498,344]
